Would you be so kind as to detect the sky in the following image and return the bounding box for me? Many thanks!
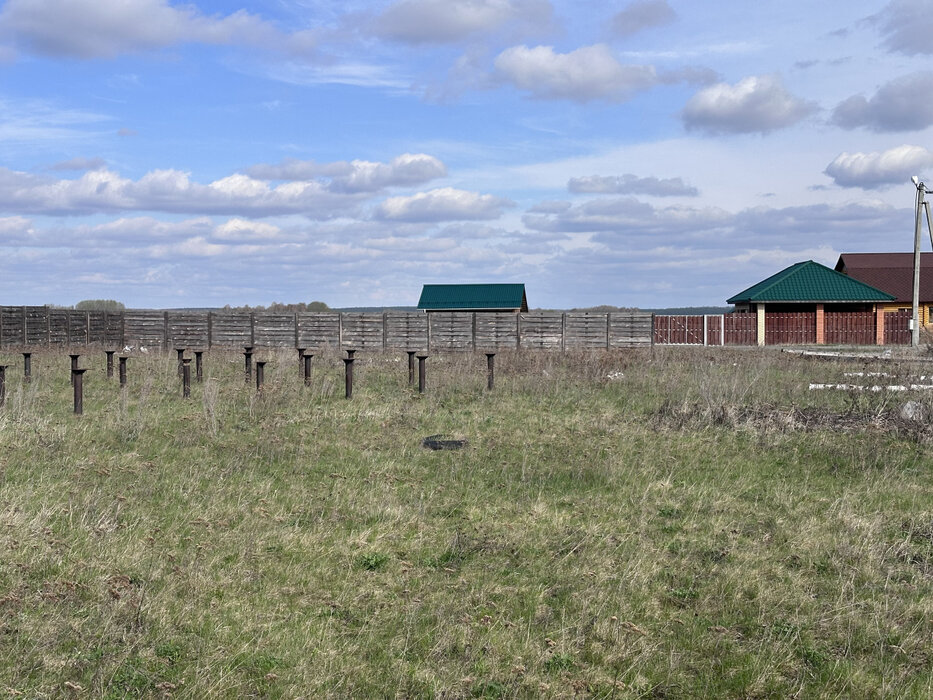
[1,0,933,310]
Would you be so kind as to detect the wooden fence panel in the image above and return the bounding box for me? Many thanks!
[48,309,69,345]
[385,311,427,350]
[67,311,88,345]
[654,315,703,344]
[519,313,563,349]
[825,311,875,345]
[341,313,384,350]
[609,312,653,347]
[705,315,723,346]
[25,306,49,346]
[252,313,295,347]
[429,312,474,351]
[124,310,167,347]
[210,313,252,347]
[475,312,519,349]
[884,310,910,345]
[168,312,210,348]
[1,306,25,346]
[724,313,756,345]
[765,312,815,345]
[0,307,657,351]
[564,312,608,348]
[296,312,340,349]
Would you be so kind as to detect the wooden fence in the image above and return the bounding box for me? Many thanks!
[652,313,757,346]
[884,310,911,345]
[0,307,653,352]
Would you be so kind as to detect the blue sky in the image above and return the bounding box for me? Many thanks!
[1,0,932,309]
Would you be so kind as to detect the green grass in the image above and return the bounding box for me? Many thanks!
[1,347,932,697]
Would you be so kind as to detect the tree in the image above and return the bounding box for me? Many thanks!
[75,299,125,311]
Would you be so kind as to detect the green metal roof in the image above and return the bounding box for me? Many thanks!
[727,260,895,304]
[418,283,528,311]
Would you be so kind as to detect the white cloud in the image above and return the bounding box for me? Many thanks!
[524,196,730,234]
[870,0,933,56]
[494,44,658,102]
[376,187,514,221]
[831,72,933,133]
[371,0,551,44]
[824,145,933,189]
[610,0,676,38]
[0,0,318,59]
[245,153,447,192]
[0,167,370,218]
[568,174,698,196]
[682,75,817,135]
[212,218,283,241]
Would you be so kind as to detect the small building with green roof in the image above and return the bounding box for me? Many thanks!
[417,284,528,313]
[727,260,896,346]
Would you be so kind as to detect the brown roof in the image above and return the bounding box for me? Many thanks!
[835,253,933,303]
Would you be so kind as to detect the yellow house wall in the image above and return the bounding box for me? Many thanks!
[877,302,933,326]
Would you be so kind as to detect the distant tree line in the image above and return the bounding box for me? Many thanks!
[221,301,330,312]
[45,300,127,311]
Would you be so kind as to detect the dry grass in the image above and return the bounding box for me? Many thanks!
[0,346,932,697]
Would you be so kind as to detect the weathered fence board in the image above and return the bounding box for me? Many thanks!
[428,312,474,351]
[210,313,252,347]
[25,306,49,346]
[0,306,662,351]
[475,312,519,349]
[1,306,25,346]
[297,312,340,349]
[564,312,609,348]
[519,313,563,349]
[168,312,210,348]
[124,310,168,348]
[341,313,385,350]
[609,312,653,347]
[385,311,428,350]
[253,313,296,347]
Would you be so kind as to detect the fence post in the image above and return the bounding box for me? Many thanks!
[182,358,191,398]
[72,368,87,415]
[106,350,115,378]
[0,365,6,408]
[243,347,253,384]
[195,351,203,383]
[69,354,80,386]
[486,352,495,391]
[23,352,31,382]
[343,356,354,399]
[255,360,265,392]
[119,356,128,386]
[303,353,313,386]
[416,354,428,393]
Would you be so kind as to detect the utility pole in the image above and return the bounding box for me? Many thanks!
[911,176,929,346]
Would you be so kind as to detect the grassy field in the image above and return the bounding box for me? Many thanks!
[1,347,932,698]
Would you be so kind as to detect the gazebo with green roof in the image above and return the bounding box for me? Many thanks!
[727,260,895,346]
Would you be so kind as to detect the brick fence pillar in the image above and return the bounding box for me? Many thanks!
[815,304,825,345]
[876,305,886,345]
[756,303,766,346]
